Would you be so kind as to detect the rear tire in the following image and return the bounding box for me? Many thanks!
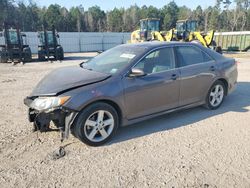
[59,51,64,60]
[210,41,222,54]
[38,52,46,61]
[73,102,119,146]
[0,50,7,63]
[56,47,64,60]
[216,46,222,54]
[205,80,225,110]
[23,48,32,62]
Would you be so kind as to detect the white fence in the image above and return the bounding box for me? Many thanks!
[0,32,131,54]
[2,31,249,53]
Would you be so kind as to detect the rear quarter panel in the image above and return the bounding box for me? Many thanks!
[216,57,238,94]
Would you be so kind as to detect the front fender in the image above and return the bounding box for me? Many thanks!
[62,78,125,113]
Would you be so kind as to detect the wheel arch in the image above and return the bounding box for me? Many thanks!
[217,78,229,95]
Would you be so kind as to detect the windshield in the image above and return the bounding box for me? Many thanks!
[140,20,160,32]
[39,31,55,45]
[176,22,185,31]
[148,20,160,31]
[81,46,145,75]
[47,32,54,45]
[140,21,148,31]
[186,21,197,32]
[8,30,18,45]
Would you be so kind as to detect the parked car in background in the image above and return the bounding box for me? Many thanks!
[24,42,238,146]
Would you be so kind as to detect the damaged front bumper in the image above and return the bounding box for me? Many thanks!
[24,97,78,141]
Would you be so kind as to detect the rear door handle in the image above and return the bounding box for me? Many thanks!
[210,66,216,71]
[171,74,178,80]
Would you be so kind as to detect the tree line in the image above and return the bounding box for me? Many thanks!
[0,0,250,32]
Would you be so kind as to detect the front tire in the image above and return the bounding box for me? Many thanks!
[0,50,7,63]
[38,52,46,61]
[205,80,225,110]
[73,102,119,146]
[23,47,32,62]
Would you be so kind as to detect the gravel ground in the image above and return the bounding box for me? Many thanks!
[0,53,249,188]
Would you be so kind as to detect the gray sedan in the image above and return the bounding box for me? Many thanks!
[24,42,238,146]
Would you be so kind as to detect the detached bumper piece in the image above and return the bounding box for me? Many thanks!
[28,108,77,142]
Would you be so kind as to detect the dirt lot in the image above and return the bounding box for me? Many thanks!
[0,53,250,188]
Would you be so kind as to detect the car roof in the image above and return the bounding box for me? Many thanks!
[120,41,226,60]
[121,41,200,50]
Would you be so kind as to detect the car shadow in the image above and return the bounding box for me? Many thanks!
[108,82,250,145]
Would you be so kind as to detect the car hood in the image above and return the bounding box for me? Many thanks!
[31,66,111,96]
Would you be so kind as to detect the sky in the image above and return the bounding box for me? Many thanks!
[24,0,216,11]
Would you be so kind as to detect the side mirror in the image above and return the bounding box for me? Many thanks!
[129,68,146,77]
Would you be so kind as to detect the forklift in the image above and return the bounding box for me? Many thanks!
[37,25,64,61]
[0,22,32,64]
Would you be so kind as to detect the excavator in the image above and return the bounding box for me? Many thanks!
[130,18,222,53]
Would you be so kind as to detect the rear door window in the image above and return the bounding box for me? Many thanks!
[176,46,212,67]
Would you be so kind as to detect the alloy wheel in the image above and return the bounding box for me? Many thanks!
[209,84,224,107]
[83,110,114,142]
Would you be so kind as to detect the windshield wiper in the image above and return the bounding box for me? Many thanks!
[80,63,92,71]
[85,67,93,71]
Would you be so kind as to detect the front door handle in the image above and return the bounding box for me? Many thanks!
[210,66,216,71]
[171,74,178,80]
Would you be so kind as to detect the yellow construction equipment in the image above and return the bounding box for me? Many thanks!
[167,20,215,47]
[130,18,222,53]
[130,18,161,43]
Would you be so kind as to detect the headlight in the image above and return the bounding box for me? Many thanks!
[30,96,70,111]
